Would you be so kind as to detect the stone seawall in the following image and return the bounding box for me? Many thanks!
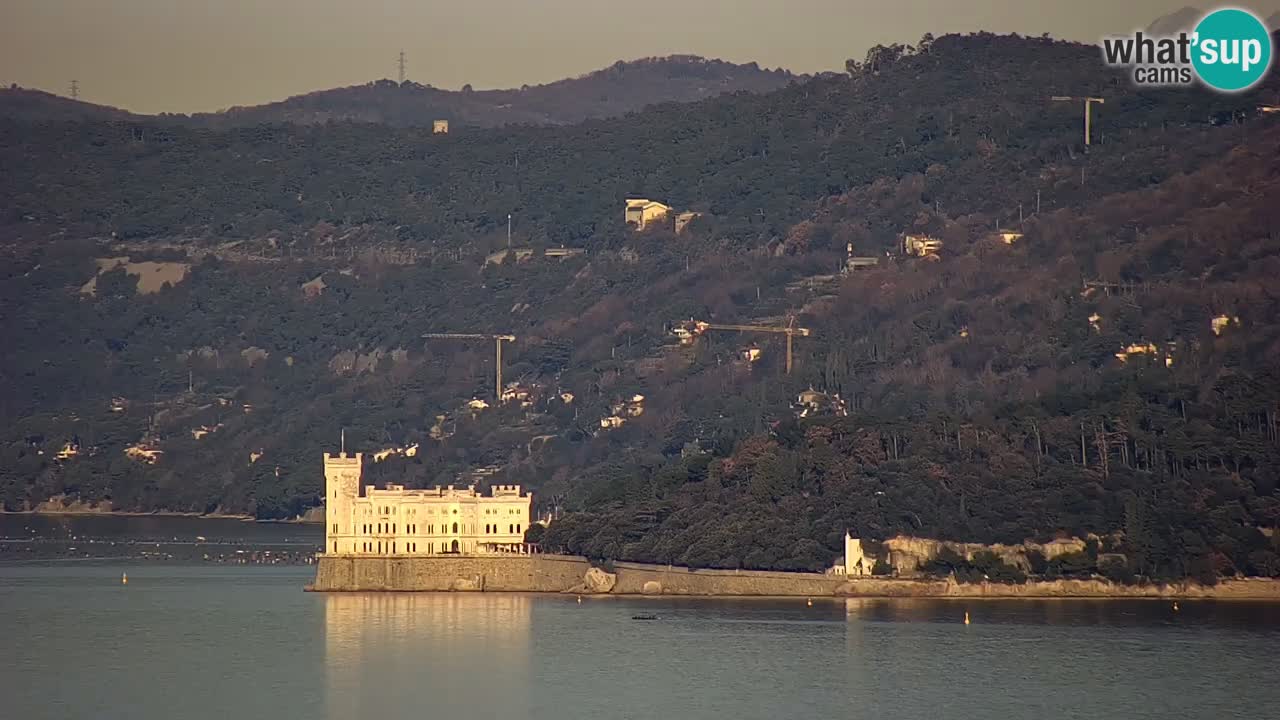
[311,554,590,592]
[611,561,845,596]
[310,555,1280,599]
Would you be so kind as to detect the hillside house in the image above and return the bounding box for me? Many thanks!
[625,199,671,231]
[191,424,222,440]
[1116,342,1172,367]
[55,442,80,461]
[675,211,700,234]
[672,321,698,345]
[125,445,163,464]
[501,382,535,407]
[993,230,1023,244]
[1211,314,1239,336]
[432,119,449,134]
[794,388,848,418]
[612,394,646,418]
[903,234,943,257]
[842,243,880,274]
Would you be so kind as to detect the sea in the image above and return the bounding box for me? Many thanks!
[2,515,1278,720]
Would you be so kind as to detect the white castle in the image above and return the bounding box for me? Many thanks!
[324,451,533,556]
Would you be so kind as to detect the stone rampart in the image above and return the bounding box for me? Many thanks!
[310,555,1280,599]
[311,554,589,592]
[836,576,1280,599]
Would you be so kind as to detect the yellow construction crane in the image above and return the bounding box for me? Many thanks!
[1052,96,1105,146]
[421,333,516,399]
[675,317,812,374]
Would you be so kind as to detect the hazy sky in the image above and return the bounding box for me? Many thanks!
[2,0,1276,113]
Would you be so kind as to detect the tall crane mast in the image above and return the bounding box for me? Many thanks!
[677,317,812,374]
[1051,95,1105,146]
[421,333,516,399]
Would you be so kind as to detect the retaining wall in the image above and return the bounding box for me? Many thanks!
[311,554,589,592]
[310,555,1280,599]
[611,561,845,596]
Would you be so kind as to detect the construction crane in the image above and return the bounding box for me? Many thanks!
[1052,96,1105,146]
[421,333,516,399]
[674,317,812,374]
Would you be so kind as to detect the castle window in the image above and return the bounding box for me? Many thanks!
[333,542,337,553]
[452,522,458,534]
[517,524,521,534]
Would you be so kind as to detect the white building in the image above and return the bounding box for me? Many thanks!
[625,198,672,231]
[844,533,875,576]
[323,452,533,556]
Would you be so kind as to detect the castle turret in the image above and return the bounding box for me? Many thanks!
[324,452,363,554]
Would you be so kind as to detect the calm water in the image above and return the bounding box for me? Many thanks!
[3,563,1279,720]
[0,514,322,563]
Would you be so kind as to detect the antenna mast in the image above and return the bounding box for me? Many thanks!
[70,79,79,100]
[397,51,406,84]
[341,428,346,455]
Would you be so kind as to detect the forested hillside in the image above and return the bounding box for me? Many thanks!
[0,56,798,129]
[3,33,1279,582]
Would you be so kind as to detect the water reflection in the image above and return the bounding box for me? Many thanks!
[843,596,1280,630]
[324,593,532,720]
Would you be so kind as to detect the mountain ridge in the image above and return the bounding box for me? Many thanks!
[0,55,801,128]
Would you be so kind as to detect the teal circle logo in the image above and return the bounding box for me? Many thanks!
[1191,8,1272,92]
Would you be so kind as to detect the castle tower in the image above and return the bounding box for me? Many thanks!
[324,451,363,554]
[845,532,869,576]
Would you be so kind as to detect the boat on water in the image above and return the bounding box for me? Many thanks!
[632,614,659,621]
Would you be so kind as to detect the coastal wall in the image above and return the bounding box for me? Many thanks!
[835,577,1280,599]
[311,554,589,592]
[311,555,843,595]
[611,561,845,596]
[311,555,1280,599]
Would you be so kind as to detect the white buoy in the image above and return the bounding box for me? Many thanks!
[964,611,971,625]
[807,598,813,607]
[121,572,128,585]
[1172,601,1179,612]
[576,595,582,604]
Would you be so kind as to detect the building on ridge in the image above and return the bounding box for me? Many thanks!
[625,198,672,231]
[323,451,533,556]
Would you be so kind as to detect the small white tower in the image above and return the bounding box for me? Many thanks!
[324,447,363,555]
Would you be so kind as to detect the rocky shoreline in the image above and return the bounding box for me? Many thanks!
[833,576,1280,600]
